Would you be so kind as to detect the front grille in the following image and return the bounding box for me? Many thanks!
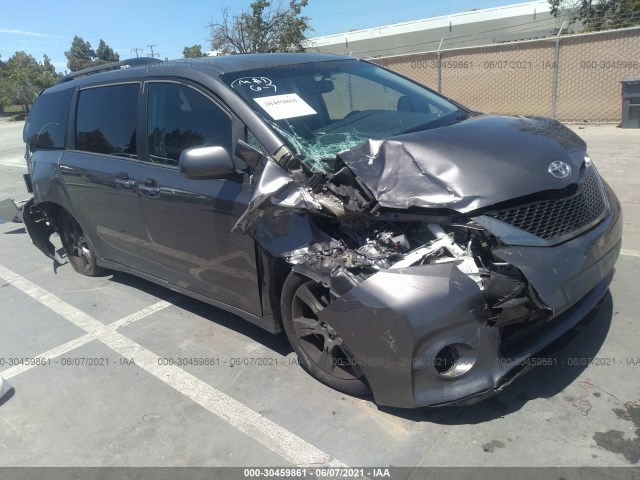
[486,168,606,240]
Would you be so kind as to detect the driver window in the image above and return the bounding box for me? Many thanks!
[146,82,232,167]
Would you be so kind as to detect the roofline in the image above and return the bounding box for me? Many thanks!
[305,0,551,47]
[42,53,358,93]
[58,57,162,84]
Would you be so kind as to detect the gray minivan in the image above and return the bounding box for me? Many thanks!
[21,54,622,407]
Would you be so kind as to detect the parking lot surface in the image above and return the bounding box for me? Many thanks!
[1,117,639,468]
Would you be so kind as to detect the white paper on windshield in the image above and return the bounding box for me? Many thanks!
[253,94,317,120]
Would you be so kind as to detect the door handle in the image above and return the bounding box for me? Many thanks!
[139,179,160,197]
[115,173,136,191]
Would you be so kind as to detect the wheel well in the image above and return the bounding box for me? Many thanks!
[37,201,64,226]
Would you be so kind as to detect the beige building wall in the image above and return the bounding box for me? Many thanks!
[374,27,640,122]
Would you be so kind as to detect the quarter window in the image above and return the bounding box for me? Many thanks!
[24,88,74,150]
[146,82,232,167]
[75,84,139,157]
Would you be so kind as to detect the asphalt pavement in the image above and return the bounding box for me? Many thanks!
[0,117,639,471]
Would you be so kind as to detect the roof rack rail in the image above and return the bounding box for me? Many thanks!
[57,57,163,84]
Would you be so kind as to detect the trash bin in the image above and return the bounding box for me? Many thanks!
[621,76,640,128]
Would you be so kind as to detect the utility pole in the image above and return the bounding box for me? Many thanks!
[131,48,144,58]
[147,44,159,58]
[436,37,444,93]
[551,21,565,119]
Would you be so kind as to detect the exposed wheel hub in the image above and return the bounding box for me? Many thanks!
[325,323,337,338]
[291,280,363,381]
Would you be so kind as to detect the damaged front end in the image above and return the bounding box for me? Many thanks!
[233,114,621,407]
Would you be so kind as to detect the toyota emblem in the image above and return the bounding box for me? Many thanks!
[548,161,571,179]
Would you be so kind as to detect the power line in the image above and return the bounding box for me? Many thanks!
[147,44,159,58]
[131,48,144,58]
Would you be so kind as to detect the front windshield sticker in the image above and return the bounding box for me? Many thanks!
[231,77,277,93]
[253,94,317,121]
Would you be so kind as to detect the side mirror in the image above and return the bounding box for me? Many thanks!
[179,146,235,179]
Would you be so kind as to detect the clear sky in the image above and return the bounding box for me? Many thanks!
[1,0,526,72]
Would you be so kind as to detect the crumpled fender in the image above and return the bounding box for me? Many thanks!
[317,263,494,407]
[233,157,340,258]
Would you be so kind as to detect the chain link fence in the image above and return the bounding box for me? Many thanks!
[373,26,640,122]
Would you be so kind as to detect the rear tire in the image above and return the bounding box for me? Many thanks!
[57,211,103,277]
[281,272,370,395]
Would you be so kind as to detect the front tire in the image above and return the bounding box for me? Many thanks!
[281,273,370,395]
[57,211,103,277]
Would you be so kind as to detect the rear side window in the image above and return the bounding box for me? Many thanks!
[75,83,139,157]
[146,82,232,167]
[23,88,73,150]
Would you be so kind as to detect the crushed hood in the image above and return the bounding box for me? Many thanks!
[338,115,588,213]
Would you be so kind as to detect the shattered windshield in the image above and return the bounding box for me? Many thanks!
[222,60,463,172]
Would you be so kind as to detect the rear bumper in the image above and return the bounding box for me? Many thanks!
[318,183,622,408]
[22,198,57,260]
[23,173,33,194]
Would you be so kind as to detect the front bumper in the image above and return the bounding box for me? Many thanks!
[318,183,622,408]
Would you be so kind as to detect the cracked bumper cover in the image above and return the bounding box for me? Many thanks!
[22,198,57,260]
[318,184,622,408]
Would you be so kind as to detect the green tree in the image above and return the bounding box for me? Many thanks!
[0,51,61,112]
[65,36,120,71]
[549,0,640,31]
[65,36,96,71]
[96,39,120,64]
[209,0,310,54]
[183,44,205,58]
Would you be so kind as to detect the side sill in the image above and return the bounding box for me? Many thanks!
[97,257,279,334]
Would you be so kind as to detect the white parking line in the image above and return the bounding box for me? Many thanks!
[0,295,182,380]
[0,162,27,168]
[620,249,640,258]
[1,333,93,379]
[110,295,182,330]
[0,264,347,467]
